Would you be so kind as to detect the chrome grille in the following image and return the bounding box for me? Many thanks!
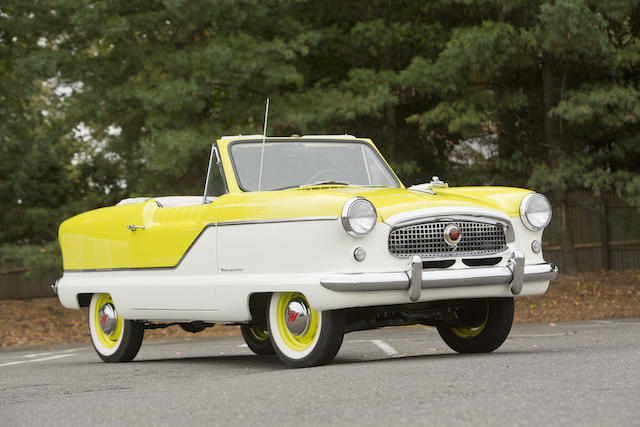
[388,220,508,257]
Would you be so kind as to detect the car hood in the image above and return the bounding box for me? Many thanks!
[217,186,531,224]
[328,186,530,220]
[366,186,530,220]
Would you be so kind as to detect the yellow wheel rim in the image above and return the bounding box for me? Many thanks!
[276,292,319,351]
[451,303,489,339]
[93,294,123,349]
[249,324,269,342]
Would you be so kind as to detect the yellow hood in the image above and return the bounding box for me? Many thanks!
[267,186,531,221]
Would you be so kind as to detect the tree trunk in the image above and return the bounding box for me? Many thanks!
[558,191,579,275]
[542,57,579,275]
[495,84,517,184]
[600,198,610,270]
[542,58,562,150]
[383,103,397,162]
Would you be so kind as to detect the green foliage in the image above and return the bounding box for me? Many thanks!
[403,0,640,200]
[0,242,62,277]
[1,0,640,278]
[551,85,640,128]
[539,0,611,61]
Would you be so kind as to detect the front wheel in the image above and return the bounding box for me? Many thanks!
[89,293,144,363]
[267,292,344,368]
[437,297,514,353]
[240,323,275,355]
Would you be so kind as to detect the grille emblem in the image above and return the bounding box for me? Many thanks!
[443,223,462,247]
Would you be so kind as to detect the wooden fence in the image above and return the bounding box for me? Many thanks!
[1,191,638,299]
[0,269,58,300]
[542,191,640,272]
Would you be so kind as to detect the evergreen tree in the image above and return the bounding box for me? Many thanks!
[400,0,640,274]
[1,0,639,276]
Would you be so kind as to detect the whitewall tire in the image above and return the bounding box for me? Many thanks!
[267,292,344,368]
[89,293,144,363]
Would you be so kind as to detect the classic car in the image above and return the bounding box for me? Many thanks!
[54,135,557,368]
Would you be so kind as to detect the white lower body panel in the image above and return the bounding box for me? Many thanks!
[56,211,554,322]
[57,270,550,323]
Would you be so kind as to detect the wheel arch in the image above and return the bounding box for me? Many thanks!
[247,292,272,325]
[77,293,93,308]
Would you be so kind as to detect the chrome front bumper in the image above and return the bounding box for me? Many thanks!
[320,252,558,302]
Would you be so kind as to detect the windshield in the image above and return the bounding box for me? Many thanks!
[229,141,401,191]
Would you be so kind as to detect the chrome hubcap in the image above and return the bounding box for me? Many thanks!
[98,303,118,335]
[284,298,311,336]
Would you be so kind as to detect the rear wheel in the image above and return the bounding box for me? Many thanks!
[267,292,344,368]
[89,293,144,362]
[240,323,275,355]
[437,297,514,353]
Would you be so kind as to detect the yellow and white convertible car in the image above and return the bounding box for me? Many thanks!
[55,135,557,367]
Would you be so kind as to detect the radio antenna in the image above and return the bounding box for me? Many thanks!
[257,98,269,191]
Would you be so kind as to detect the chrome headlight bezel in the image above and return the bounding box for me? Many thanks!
[520,193,552,231]
[341,197,377,237]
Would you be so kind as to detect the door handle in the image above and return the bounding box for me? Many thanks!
[127,225,145,231]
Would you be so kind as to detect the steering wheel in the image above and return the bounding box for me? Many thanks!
[305,169,341,184]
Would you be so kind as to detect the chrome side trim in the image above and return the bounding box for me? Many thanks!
[217,216,338,226]
[319,262,558,293]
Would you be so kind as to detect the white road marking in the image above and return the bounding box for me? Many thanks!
[510,333,567,338]
[0,360,29,367]
[29,354,75,363]
[0,351,76,368]
[346,337,429,344]
[23,352,53,358]
[58,347,84,353]
[370,339,398,357]
[23,348,83,358]
[237,344,248,348]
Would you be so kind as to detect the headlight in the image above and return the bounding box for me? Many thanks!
[520,193,552,230]
[341,197,377,237]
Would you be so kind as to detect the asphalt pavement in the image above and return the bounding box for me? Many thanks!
[1,319,639,426]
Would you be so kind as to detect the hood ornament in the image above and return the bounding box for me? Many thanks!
[408,176,449,195]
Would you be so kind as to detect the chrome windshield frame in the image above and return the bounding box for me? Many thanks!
[226,138,402,192]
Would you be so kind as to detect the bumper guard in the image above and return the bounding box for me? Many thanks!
[320,252,558,302]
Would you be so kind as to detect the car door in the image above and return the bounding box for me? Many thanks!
[124,201,221,315]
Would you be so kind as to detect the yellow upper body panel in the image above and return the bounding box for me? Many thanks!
[59,200,218,270]
[59,136,533,270]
